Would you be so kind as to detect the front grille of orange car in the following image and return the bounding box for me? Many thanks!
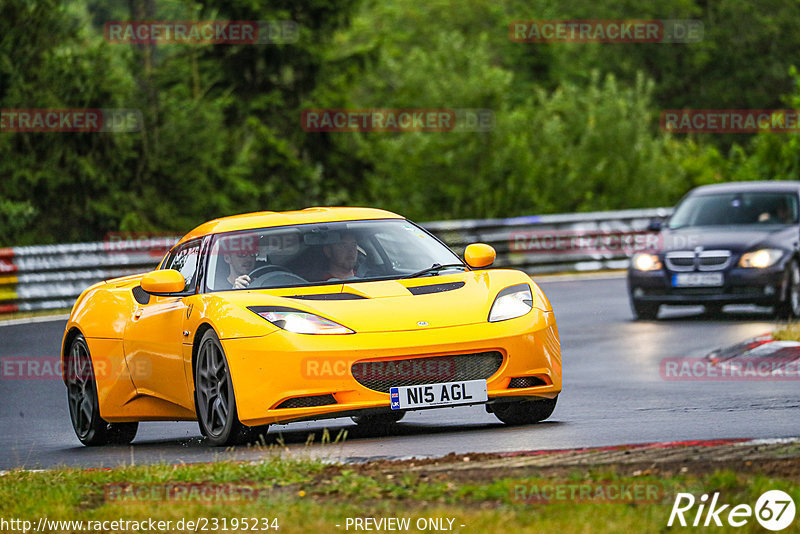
[275,394,337,409]
[351,351,504,393]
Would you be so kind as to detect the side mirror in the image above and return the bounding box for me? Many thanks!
[464,243,496,269]
[647,219,663,231]
[141,269,186,295]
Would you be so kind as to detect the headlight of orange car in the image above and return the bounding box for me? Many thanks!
[248,306,354,334]
[488,284,533,322]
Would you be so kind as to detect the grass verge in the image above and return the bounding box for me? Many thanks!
[1,451,799,533]
[0,308,71,323]
[773,321,800,341]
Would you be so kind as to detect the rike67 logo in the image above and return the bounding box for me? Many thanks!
[668,490,796,531]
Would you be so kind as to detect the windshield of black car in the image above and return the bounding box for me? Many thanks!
[668,192,799,229]
[205,219,465,291]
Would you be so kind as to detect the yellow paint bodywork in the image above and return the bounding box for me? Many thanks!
[61,208,562,426]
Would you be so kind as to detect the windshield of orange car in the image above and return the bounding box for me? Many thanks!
[668,192,799,229]
[204,219,465,291]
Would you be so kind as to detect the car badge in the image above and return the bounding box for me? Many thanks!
[417,321,429,326]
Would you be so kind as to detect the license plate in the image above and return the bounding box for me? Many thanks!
[390,379,488,410]
[672,273,724,287]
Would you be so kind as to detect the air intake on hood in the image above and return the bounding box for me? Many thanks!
[287,293,367,300]
[407,281,465,295]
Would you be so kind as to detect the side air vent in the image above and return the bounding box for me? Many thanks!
[288,293,367,300]
[132,285,150,305]
[407,281,466,295]
[508,376,548,389]
[274,394,337,409]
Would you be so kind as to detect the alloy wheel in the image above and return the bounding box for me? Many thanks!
[196,339,231,437]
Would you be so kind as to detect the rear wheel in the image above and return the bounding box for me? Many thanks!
[776,259,800,319]
[492,396,558,425]
[631,299,659,320]
[66,334,138,446]
[351,412,405,427]
[195,330,268,446]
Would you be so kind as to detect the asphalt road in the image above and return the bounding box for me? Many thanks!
[1,274,796,470]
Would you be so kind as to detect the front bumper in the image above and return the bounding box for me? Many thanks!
[628,264,787,306]
[220,310,561,427]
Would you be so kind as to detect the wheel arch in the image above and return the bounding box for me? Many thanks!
[61,326,84,385]
[191,322,216,385]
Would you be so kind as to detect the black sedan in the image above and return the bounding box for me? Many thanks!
[628,181,800,319]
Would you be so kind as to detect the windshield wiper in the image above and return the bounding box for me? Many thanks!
[405,263,467,278]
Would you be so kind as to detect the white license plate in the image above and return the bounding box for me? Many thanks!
[390,379,488,410]
[672,273,724,287]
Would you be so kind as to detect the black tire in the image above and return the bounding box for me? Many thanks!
[66,334,138,446]
[194,330,268,446]
[351,412,405,426]
[776,259,800,319]
[492,396,558,426]
[631,299,659,320]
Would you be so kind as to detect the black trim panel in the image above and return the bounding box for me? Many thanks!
[407,281,466,295]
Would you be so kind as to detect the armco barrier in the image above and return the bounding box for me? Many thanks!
[0,207,671,314]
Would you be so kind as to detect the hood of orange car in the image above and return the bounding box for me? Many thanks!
[215,270,549,333]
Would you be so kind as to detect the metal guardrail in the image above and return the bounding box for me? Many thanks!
[0,207,672,314]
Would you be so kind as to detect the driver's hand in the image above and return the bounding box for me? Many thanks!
[233,275,251,289]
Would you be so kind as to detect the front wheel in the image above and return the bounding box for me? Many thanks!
[195,330,268,446]
[66,334,138,446]
[492,396,558,426]
[776,259,800,319]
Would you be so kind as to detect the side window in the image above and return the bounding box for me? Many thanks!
[163,240,201,293]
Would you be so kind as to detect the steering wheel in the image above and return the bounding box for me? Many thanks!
[248,265,290,280]
[247,265,307,287]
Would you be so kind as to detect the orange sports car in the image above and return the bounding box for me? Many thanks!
[62,208,562,446]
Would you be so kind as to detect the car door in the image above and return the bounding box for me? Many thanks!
[123,238,203,412]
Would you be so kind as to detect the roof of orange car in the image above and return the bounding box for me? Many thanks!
[177,207,404,245]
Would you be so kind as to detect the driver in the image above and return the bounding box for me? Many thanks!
[321,232,358,281]
[223,252,256,289]
[759,199,794,224]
